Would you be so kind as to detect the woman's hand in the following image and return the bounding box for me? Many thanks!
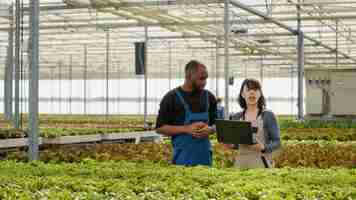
[222,143,234,149]
[254,139,265,152]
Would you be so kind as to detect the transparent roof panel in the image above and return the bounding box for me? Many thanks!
[0,0,355,78]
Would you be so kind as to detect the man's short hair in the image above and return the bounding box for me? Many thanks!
[185,60,205,77]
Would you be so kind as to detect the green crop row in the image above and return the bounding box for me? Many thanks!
[8,141,356,169]
[1,114,355,128]
[0,128,25,139]
[0,127,144,139]
[279,119,356,129]
[0,160,355,200]
[38,127,144,138]
[274,140,356,168]
[281,128,356,141]
[2,126,356,143]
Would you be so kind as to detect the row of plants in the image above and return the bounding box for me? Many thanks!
[26,115,356,129]
[8,141,356,168]
[281,128,356,141]
[0,160,355,200]
[39,127,145,138]
[28,115,155,126]
[0,114,156,129]
[0,128,25,139]
[274,140,356,168]
[209,128,356,142]
[279,119,356,129]
[0,127,145,139]
[1,114,355,128]
[1,127,356,142]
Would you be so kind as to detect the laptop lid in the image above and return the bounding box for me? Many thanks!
[215,119,254,145]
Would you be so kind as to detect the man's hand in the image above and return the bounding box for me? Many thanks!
[187,122,211,139]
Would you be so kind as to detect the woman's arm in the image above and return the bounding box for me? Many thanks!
[263,111,281,153]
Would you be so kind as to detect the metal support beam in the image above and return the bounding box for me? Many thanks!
[224,0,229,119]
[14,0,21,128]
[215,41,219,98]
[302,35,356,63]
[50,68,54,111]
[69,54,72,114]
[4,16,14,120]
[58,62,62,113]
[22,0,224,12]
[229,0,356,64]
[230,0,297,34]
[297,1,304,120]
[28,0,39,161]
[210,43,215,96]
[168,41,172,90]
[83,44,87,115]
[4,47,12,119]
[336,20,339,68]
[260,54,264,84]
[297,32,304,120]
[143,26,148,126]
[105,30,109,117]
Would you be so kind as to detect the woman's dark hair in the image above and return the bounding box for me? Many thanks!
[238,78,266,111]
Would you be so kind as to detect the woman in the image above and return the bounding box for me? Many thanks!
[228,78,281,168]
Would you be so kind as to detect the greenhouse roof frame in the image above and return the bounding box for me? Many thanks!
[0,0,356,78]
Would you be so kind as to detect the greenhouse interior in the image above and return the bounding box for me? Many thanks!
[0,0,355,199]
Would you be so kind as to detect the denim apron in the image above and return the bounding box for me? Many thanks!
[171,89,212,166]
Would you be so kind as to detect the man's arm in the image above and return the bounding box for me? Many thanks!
[157,122,212,138]
[156,124,189,136]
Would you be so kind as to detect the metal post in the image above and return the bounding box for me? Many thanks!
[210,43,215,95]
[4,45,12,119]
[144,26,148,126]
[5,14,14,120]
[106,30,110,117]
[116,61,120,115]
[14,0,21,128]
[83,45,87,115]
[348,28,351,54]
[69,55,72,114]
[335,20,338,68]
[260,54,264,84]
[28,0,39,160]
[50,68,54,112]
[224,0,230,119]
[215,41,219,97]
[297,1,304,120]
[58,62,62,114]
[168,41,172,90]
[297,32,304,120]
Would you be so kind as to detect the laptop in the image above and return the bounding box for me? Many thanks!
[215,119,255,145]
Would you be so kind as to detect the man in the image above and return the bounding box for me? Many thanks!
[156,60,217,166]
[216,97,225,119]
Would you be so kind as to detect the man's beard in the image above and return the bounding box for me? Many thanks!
[191,81,202,94]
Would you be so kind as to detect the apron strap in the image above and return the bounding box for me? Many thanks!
[204,90,210,124]
[175,89,189,112]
